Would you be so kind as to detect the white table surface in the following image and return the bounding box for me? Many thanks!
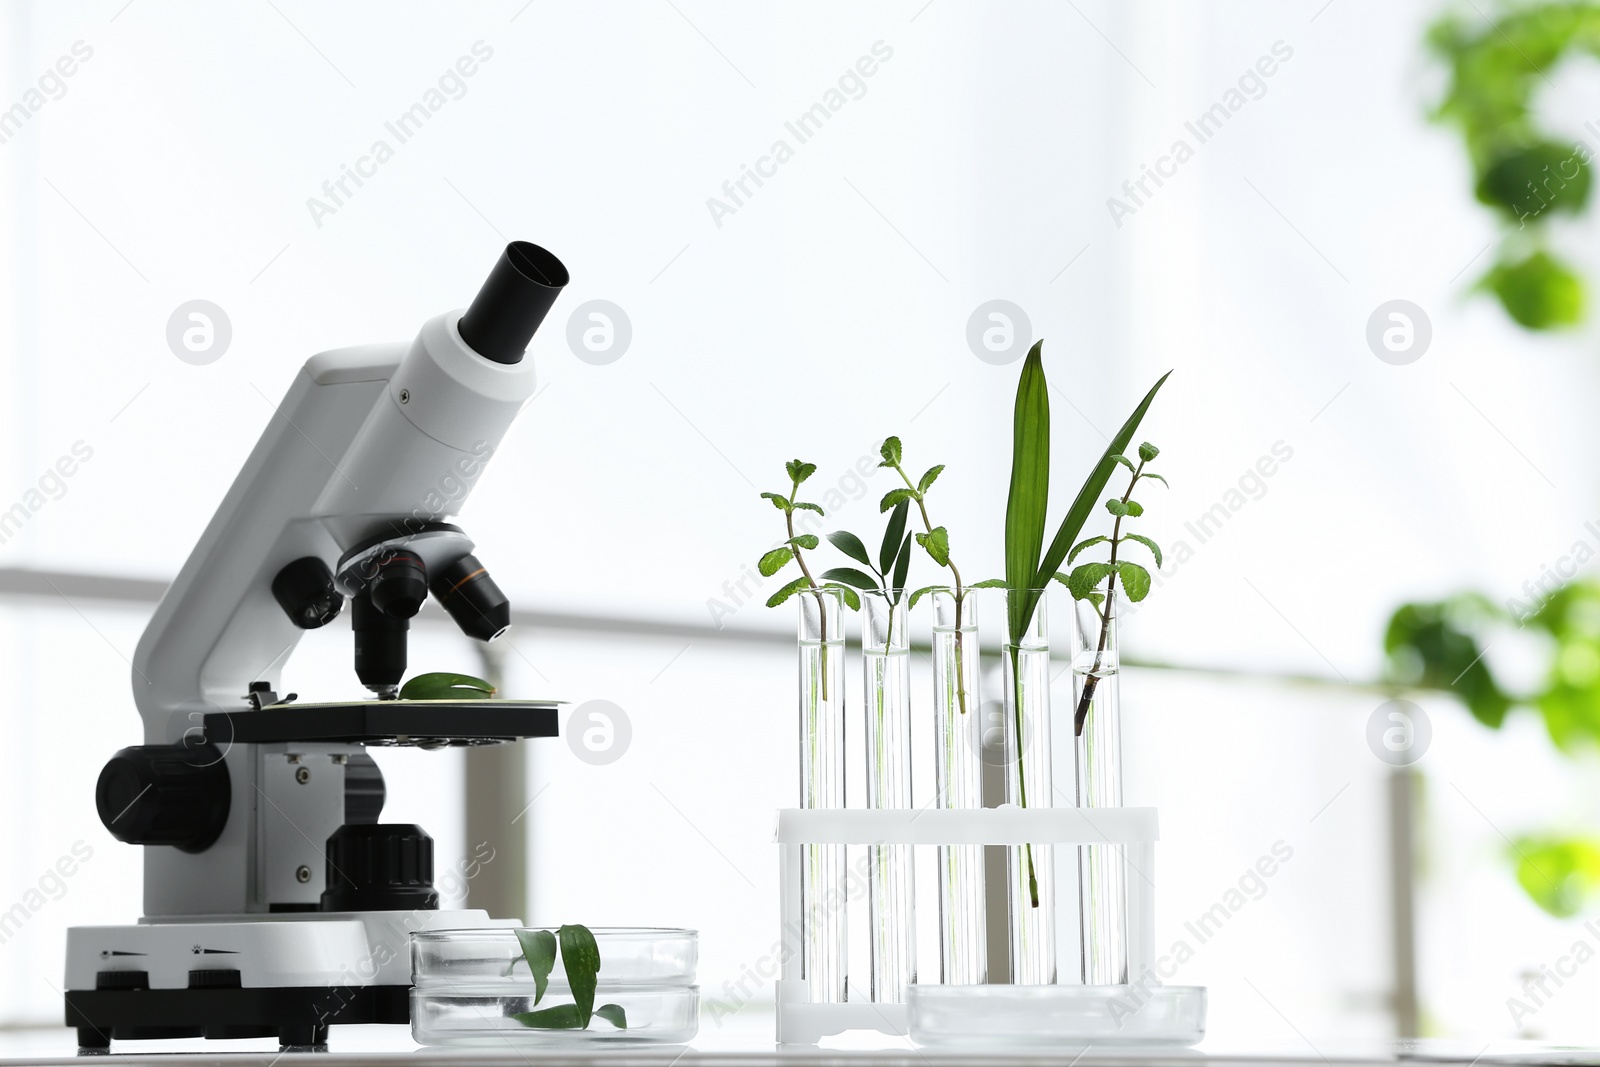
[1,1016,1598,1067]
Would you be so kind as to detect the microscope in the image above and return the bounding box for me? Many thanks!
[63,242,568,1048]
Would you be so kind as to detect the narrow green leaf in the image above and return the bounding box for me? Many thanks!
[820,567,878,591]
[511,1003,587,1029]
[760,491,791,512]
[1109,453,1135,471]
[880,488,915,513]
[879,436,903,467]
[399,672,496,701]
[1035,372,1171,590]
[1138,442,1160,462]
[970,578,1009,589]
[827,530,873,567]
[1005,341,1050,645]
[786,459,817,485]
[821,582,861,612]
[1123,533,1162,567]
[514,929,558,1005]
[758,547,794,577]
[792,501,824,515]
[1124,500,1144,517]
[890,531,913,595]
[789,534,820,550]
[1140,472,1169,488]
[916,526,951,567]
[917,464,945,494]
[1067,562,1114,601]
[557,924,600,1026]
[1068,535,1108,564]
[908,585,941,610]
[766,576,810,608]
[880,500,910,575]
[1105,498,1129,517]
[1118,561,1152,602]
[593,1003,628,1030]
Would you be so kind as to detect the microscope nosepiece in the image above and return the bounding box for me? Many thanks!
[457,241,569,365]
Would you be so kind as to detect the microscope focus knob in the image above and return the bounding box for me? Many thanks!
[319,823,438,912]
[368,551,428,619]
[96,743,231,853]
[271,556,343,629]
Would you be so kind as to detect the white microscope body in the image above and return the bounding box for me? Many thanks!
[63,242,567,1047]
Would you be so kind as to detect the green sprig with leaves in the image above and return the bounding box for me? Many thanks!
[1063,442,1166,736]
[758,460,861,699]
[821,498,915,647]
[874,437,983,715]
[510,924,627,1031]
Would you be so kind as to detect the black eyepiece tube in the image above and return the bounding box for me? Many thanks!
[458,241,569,365]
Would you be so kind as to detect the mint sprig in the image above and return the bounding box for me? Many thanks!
[1063,441,1166,736]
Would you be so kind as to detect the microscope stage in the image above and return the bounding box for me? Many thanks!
[203,699,561,747]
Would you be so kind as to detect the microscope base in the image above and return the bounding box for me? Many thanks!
[64,909,515,1048]
[65,983,409,1047]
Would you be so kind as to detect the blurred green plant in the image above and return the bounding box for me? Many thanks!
[1384,580,1600,914]
[1428,2,1600,328]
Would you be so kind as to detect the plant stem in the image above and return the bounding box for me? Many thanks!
[786,489,829,702]
[1073,460,1144,736]
[1009,643,1041,908]
[893,464,971,715]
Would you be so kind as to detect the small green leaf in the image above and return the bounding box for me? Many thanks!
[1068,535,1108,563]
[908,585,941,610]
[511,1003,587,1029]
[1067,562,1114,601]
[822,583,861,612]
[789,534,820,550]
[1138,442,1160,462]
[792,501,824,515]
[399,672,496,700]
[558,924,600,1026]
[820,567,878,591]
[879,436,903,467]
[1109,453,1136,471]
[593,1003,628,1030]
[890,531,913,595]
[1140,472,1169,488]
[880,500,910,575]
[1051,571,1072,589]
[514,929,557,1005]
[1118,560,1152,602]
[917,464,945,493]
[786,459,817,485]
[1085,591,1105,610]
[880,488,915,513]
[917,526,951,567]
[827,531,873,567]
[766,576,810,608]
[1124,500,1145,517]
[760,491,791,512]
[1122,532,1163,568]
[1105,498,1128,517]
[758,547,794,577]
[970,578,1008,589]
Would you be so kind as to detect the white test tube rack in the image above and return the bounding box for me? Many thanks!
[773,805,1162,1045]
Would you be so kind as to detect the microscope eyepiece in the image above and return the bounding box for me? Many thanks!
[457,241,569,365]
[430,553,511,642]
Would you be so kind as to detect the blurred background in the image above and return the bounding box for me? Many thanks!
[3,0,1600,1050]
